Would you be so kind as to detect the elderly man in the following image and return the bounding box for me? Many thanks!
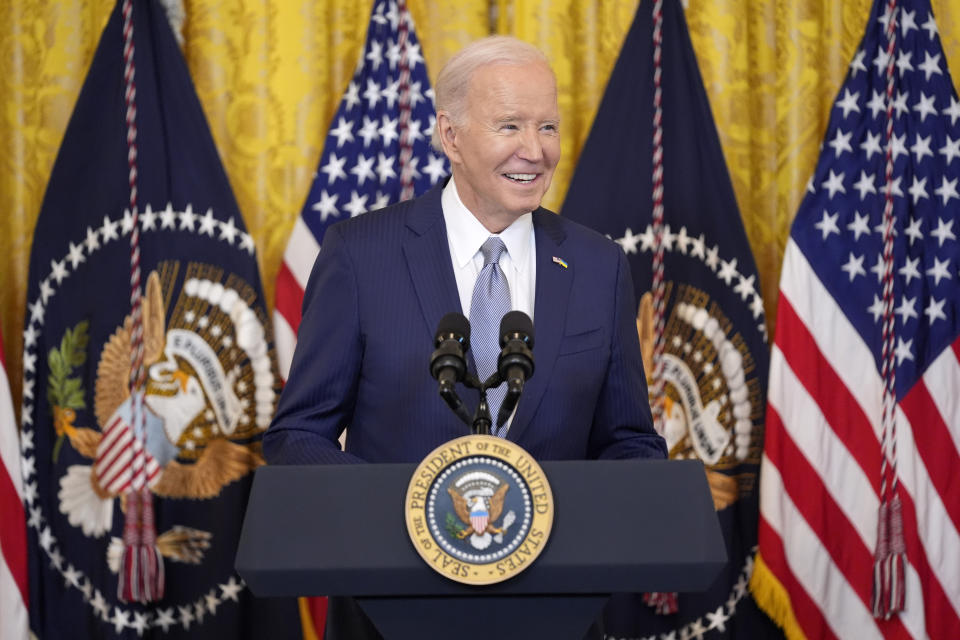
[264,37,665,635]
[265,36,664,466]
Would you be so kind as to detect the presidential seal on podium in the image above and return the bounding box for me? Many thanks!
[405,435,554,585]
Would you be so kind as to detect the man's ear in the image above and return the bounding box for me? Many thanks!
[436,111,461,165]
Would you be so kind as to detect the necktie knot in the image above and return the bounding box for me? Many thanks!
[481,237,507,266]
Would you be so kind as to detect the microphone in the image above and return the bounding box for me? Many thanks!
[496,311,535,428]
[430,312,473,426]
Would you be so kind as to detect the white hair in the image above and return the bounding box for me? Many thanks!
[431,36,553,152]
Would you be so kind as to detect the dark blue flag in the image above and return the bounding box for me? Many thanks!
[19,0,298,637]
[563,1,777,638]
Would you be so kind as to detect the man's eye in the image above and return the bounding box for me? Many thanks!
[500,123,518,131]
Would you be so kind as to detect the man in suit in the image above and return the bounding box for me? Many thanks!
[264,36,665,466]
[264,35,666,639]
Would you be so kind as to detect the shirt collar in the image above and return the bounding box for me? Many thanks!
[441,176,533,272]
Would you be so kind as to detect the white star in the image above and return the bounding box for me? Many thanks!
[892,91,909,117]
[821,170,846,198]
[867,294,885,323]
[895,50,914,76]
[718,257,739,285]
[218,217,239,244]
[870,255,887,283]
[404,42,425,71]
[350,153,376,186]
[913,92,937,122]
[320,152,348,184]
[23,351,36,373]
[120,208,135,234]
[938,135,960,165]
[835,89,860,117]
[194,600,206,624]
[378,115,399,146]
[828,128,853,157]
[154,608,176,632]
[751,294,765,320]
[343,81,360,111]
[814,209,840,239]
[50,258,68,285]
[616,227,641,254]
[904,217,924,244]
[926,256,951,285]
[386,39,400,69]
[404,118,425,143]
[29,299,44,324]
[873,45,891,76]
[847,211,871,240]
[911,134,933,163]
[90,590,109,619]
[687,617,708,640]
[329,117,354,148]
[376,152,396,184]
[895,336,914,365]
[198,208,218,236]
[931,217,956,246]
[358,116,380,147]
[131,612,150,636]
[706,605,730,632]
[909,175,930,204]
[159,203,177,229]
[342,191,369,218]
[901,9,918,35]
[852,171,876,200]
[23,323,38,348]
[841,253,866,281]
[705,245,720,271]
[888,132,907,162]
[179,204,198,231]
[84,226,101,253]
[934,176,959,205]
[366,39,384,71]
[205,590,221,614]
[371,190,391,211]
[363,78,381,109]
[899,256,921,284]
[922,12,939,40]
[26,504,42,529]
[690,234,706,259]
[944,97,960,126]
[140,204,158,231]
[423,154,447,185]
[22,480,37,504]
[918,51,942,81]
[111,608,130,634]
[220,576,244,602]
[734,273,756,301]
[674,226,692,254]
[880,176,903,199]
[66,241,85,269]
[878,4,895,31]
[866,91,886,119]
[849,50,867,77]
[925,297,947,324]
[661,225,676,251]
[861,130,883,159]
[178,605,194,630]
[639,225,656,252]
[240,232,255,255]
[311,190,339,222]
[380,80,399,109]
[100,215,120,242]
[400,155,422,182]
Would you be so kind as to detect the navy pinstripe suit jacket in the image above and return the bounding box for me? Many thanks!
[263,182,666,464]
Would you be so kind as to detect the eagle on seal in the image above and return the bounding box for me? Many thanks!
[448,484,509,538]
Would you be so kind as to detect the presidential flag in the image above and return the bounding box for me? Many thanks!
[273,0,448,380]
[752,0,960,637]
[563,0,777,637]
[0,326,28,640]
[20,0,298,636]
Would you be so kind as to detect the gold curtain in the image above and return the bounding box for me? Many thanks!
[2,0,959,415]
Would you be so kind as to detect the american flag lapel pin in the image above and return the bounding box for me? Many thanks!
[552,256,568,269]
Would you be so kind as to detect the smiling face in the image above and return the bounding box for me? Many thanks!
[437,61,560,232]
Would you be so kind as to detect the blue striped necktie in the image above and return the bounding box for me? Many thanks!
[470,237,511,435]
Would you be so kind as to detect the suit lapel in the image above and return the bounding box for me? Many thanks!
[402,183,462,340]
[507,209,570,443]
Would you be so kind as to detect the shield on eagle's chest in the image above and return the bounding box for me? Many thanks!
[470,503,489,533]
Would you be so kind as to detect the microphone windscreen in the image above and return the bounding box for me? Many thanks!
[436,311,471,346]
[499,310,534,348]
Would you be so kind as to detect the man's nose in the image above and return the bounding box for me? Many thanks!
[516,127,544,162]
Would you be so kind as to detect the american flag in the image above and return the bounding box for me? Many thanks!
[273,0,448,379]
[754,0,960,637]
[0,327,28,640]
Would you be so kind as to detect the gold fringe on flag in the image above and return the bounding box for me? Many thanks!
[749,552,807,640]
